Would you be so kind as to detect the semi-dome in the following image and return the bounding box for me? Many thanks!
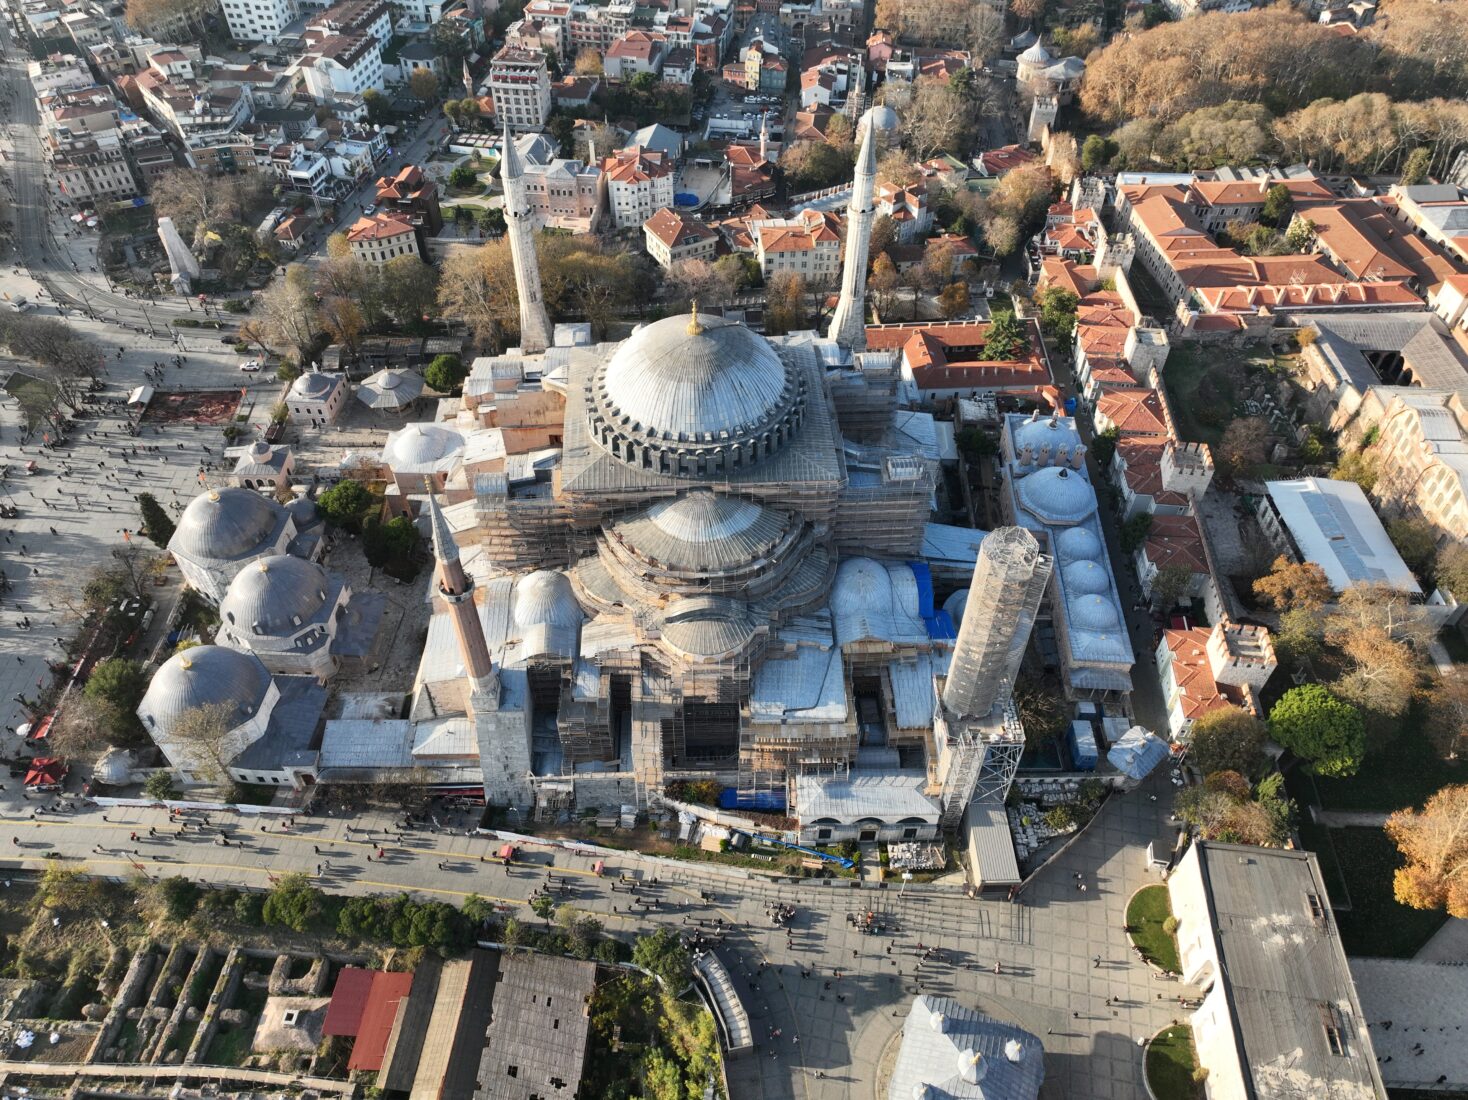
[219,555,330,637]
[658,596,757,659]
[1056,526,1102,562]
[512,570,581,629]
[1016,466,1095,526]
[830,557,893,616]
[383,423,464,470]
[588,313,807,477]
[138,645,271,735]
[172,488,286,560]
[1071,593,1119,632]
[1062,559,1110,596]
[613,492,791,573]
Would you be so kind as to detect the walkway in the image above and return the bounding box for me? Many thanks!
[0,772,1191,1100]
[1310,808,1391,828]
[0,1059,354,1093]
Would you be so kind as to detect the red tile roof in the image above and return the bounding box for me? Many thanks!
[323,967,377,1036]
[1097,386,1169,436]
[864,319,1052,391]
[346,971,413,1072]
[1163,626,1240,722]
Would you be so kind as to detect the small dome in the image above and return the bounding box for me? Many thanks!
[650,492,763,544]
[1071,593,1118,632]
[1011,414,1080,460]
[957,1049,988,1085]
[1056,526,1102,562]
[830,557,893,616]
[512,570,581,630]
[290,371,336,399]
[1017,466,1095,526]
[138,645,272,736]
[247,441,272,461]
[1062,559,1109,596]
[219,555,330,637]
[171,488,286,560]
[1019,40,1052,65]
[94,747,134,786]
[865,105,899,134]
[383,423,464,469]
[658,597,757,659]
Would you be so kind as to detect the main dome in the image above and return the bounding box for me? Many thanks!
[588,314,807,477]
[171,488,286,560]
[219,556,330,637]
[138,645,272,735]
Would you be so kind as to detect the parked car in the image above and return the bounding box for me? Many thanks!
[239,360,262,372]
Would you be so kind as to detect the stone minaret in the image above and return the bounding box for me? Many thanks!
[759,112,769,162]
[827,110,877,351]
[427,492,497,699]
[500,124,554,355]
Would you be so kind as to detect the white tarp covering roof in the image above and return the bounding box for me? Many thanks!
[1265,477,1421,594]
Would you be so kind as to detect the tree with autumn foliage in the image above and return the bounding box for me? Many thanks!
[1387,783,1468,919]
[1253,556,1333,612]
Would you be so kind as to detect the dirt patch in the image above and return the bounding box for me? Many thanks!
[141,389,243,426]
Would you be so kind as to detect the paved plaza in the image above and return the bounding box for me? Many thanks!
[0,773,1193,1099]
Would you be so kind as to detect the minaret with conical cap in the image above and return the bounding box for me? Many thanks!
[500,124,554,355]
[427,491,497,699]
[827,109,878,351]
[758,112,769,162]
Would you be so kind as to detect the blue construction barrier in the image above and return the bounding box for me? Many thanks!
[731,830,855,870]
[909,561,957,640]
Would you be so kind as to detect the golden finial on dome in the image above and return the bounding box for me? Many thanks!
[687,300,703,336]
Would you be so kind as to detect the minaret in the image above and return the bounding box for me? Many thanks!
[758,113,769,162]
[427,491,497,699]
[828,109,877,351]
[500,123,554,355]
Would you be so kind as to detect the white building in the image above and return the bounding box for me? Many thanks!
[1259,477,1422,595]
[288,369,349,427]
[488,47,552,132]
[1154,621,1275,739]
[347,212,420,266]
[643,207,718,270]
[1168,842,1386,1100]
[167,487,320,602]
[602,145,675,230]
[27,55,92,98]
[217,556,353,680]
[231,440,295,491]
[301,34,385,100]
[220,0,299,43]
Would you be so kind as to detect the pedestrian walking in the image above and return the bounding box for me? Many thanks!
[1093,955,1101,968]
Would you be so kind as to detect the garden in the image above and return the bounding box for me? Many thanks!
[1125,884,1181,974]
[1145,1025,1204,1100]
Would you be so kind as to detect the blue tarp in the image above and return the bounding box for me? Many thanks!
[1107,729,1170,781]
[1068,720,1099,771]
[719,788,786,812]
[908,561,957,640]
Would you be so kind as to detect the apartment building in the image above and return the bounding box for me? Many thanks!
[604,29,665,80]
[1372,389,1468,546]
[347,212,421,266]
[642,207,718,269]
[875,181,931,243]
[488,46,551,131]
[1155,621,1274,739]
[522,0,572,53]
[748,207,841,283]
[27,55,93,98]
[49,131,141,205]
[305,0,393,46]
[135,72,253,147]
[376,164,443,236]
[518,155,605,232]
[301,32,385,99]
[602,145,674,229]
[219,0,299,43]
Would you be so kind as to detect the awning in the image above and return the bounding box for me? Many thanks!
[127,385,154,406]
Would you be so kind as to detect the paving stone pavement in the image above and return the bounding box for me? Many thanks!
[0,770,1192,1099]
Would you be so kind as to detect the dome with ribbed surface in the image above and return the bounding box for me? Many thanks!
[138,645,271,735]
[1018,40,1052,65]
[1056,526,1102,562]
[588,314,807,477]
[290,371,338,400]
[1016,466,1095,526]
[219,556,330,637]
[1062,559,1110,596]
[1071,593,1119,632]
[613,492,791,572]
[658,596,758,660]
[512,570,581,629]
[171,488,287,561]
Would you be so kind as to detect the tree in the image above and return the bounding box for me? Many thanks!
[1268,684,1366,777]
[1154,101,1273,170]
[1120,512,1153,553]
[1010,0,1046,20]
[1254,556,1334,611]
[573,48,603,75]
[1186,708,1268,777]
[449,164,480,190]
[904,76,974,160]
[154,876,201,923]
[876,149,920,189]
[124,0,213,42]
[1014,674,1066,744]
[714,253,760,293]
[938,281,970,319]
[1035,286,1079,347]
[362,88,392,125]
[782,140,855,190]
[1331,447,1379,492]
[477,206,505,236]
[169,701,244,782]
[1150,562,1194,612]
[1435,544,1468,601]
[47,695,118,760]
[665,258,736,310]
[1273,606,1324,666]
[530,893,557,923]
[1081,134,1113,172]
[263,873,326,932]
[1401,146,1432,186]
[1324,581,1435,653]
[379,255,440,325]
[409,68,441,104]
[424,354,466,392]
[989,164,1054,232]
[1386,783,1468,918]
[1091,426,1120,468]
[362,514,421,579]
[317,294,366,355]
[982,310,1025,360]
[150,169,227,249]
[431,21,472,61]
[85,658,148,720]
[982,213,1021,258]
[316,479,377,532]
[1425,677,1468,761]
[1387,517,1438,578]
[1218,415,1271,477]
[1261,183,1294,227]
[869,253,901,318]
[437,237,521,347]
[764,272,808,336]
[632,927,691,987]
[137,492,175,548]
[144,771,178,801]
[256,265,319,365]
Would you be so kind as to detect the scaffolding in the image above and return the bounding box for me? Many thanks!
[932,692,1026,830]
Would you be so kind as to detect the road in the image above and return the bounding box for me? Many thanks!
[0,774,1193,1100]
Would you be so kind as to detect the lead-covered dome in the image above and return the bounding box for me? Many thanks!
[1062,559,1110,596]
[658,596,758,660]
[138,645,272,735]
[1056,526,1102,562]
[588,314,807,477]
[219,556,330,637]
[172,488,286,560]
[613,492,791,573]
[1016,466,1095,526]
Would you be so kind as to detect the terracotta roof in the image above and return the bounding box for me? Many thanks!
[1162,626,1240,722]
[602,145,673,183]
[348,212,415,242]
[643,206,716,249]
[1197,281,1423,313]
[346,971,414,1072]
[1296,197,1464,291]
[1097,386,1168,436]
[978,145,1038,174]
[865,319,1051,391]
[1038,257,1096,296]
[1146,513,1208,574]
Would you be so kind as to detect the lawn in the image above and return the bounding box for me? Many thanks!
[1306,703,1468,813]
[1160,345,1233,451]
[1145,1025,1202,1100]
[1126,885,1181,974]
[1304,826,1447,958]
